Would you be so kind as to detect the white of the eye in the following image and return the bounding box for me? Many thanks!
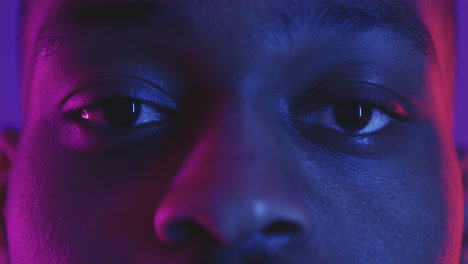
[81,104,163,126]
[136,104,163,124]
[358,109,391,134]
[296,105,392,134]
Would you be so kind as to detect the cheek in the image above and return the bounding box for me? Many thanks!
[292,122,460,260]
[5,135,74,262]
[433,143,464,262]
[4,121,182,262]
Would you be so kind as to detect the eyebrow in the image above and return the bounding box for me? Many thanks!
[33,1,192,58]
[265,0,434,57]
[34,0,434,60]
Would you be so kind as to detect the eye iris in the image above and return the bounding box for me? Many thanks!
[333,102,372,132]
[102,99,141,127]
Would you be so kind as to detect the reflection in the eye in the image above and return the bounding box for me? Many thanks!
[334,102,374,132]
[82,110,90,120]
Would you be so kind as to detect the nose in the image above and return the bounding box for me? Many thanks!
[154,104,313,247]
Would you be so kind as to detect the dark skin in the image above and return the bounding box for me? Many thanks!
[0,0,464,263]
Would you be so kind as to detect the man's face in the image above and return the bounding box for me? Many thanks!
[1,0,462,263]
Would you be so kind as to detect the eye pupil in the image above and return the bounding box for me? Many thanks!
[333,102,372,132]
[102,99,141,127]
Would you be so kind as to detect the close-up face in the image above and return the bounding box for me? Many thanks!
[0,0,463,263]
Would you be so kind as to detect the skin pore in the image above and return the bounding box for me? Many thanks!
[0,0,464,263]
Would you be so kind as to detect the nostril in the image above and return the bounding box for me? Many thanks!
[262,221,303,236]
[166,219,206,245]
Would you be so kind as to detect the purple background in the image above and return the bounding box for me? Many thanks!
[0,1,467,148]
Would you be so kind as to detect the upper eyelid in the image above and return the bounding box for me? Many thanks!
[290,82,413,118]
[60,76,178,113]
[75,97,164,112]
[303,81,409,106]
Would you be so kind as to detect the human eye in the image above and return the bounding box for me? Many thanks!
[79,97,169,128]
[295,100,399,135]
[61,78,178,132]
[291,82,412,143]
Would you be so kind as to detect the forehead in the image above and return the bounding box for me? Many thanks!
[22,0,456,112]
[23,0,437,57]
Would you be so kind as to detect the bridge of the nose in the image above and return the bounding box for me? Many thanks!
[154,97,312,247]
